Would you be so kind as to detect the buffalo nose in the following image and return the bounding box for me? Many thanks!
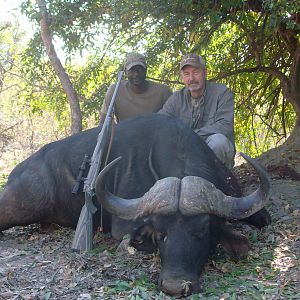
[160,278,196,297]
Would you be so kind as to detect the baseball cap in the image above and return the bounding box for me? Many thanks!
[124,53,147,71]
[180,53,206,70]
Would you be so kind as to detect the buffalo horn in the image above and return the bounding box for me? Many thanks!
[95,158,180,220]
[179,153,270,219]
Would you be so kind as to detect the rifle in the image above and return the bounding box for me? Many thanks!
[71,71,123,251]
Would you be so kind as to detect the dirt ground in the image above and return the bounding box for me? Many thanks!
[0,140,299,299]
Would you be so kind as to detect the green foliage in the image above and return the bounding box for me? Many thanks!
[13,0,300,154]
[0,174,7,191]
[18,56,71,130]
[263,0,300,27]
[0,21,26,92]
[104,273,158,299]
[19,47,122,130]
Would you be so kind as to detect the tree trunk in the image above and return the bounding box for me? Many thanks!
[35,0,82,134]
[290,44,300,126]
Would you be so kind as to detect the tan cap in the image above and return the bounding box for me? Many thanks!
[124,52,147,71]
[180,53,206,70]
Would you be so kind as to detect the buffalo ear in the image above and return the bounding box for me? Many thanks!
[242,207,271,228]
[129,223,157,254]
[211,221,250,260]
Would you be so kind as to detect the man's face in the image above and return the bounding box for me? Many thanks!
[180,65,206,95]
[126,65,147,86]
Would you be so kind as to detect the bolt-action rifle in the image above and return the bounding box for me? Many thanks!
[71,71,123,251]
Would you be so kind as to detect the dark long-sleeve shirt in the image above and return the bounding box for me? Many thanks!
[159,81,234,145]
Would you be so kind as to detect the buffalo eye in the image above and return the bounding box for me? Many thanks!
[134,238,144,245]
[156,231,167,243]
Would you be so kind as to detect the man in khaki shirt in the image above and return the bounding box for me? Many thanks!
[159,53,235,169]
[100,53,172,240]
[100,53,172,123]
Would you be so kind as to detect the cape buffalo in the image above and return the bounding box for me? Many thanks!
[0,113,270,296]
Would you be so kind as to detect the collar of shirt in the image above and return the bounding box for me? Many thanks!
[191,92,205,107]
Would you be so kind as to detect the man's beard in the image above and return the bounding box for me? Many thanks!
[188,82,201,91]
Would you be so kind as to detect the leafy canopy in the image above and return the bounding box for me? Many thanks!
[17,0,300,154]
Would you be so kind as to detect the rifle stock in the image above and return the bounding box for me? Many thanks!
[71,71,123,251]
[71,193,96,251]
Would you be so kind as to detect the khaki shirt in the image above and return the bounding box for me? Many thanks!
[159,81,234,145]
[101,80,172,121]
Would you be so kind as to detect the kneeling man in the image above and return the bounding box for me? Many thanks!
[159,53,235,169]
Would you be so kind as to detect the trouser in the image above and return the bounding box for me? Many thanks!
[205,133,235,169]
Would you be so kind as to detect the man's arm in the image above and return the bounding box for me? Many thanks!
[194,88,234,140]
[162,85,173,103]
[158,92,179,116]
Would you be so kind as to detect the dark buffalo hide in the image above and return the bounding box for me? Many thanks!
[0,113,271,296]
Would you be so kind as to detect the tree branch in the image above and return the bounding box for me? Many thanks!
[212,65,286,81]
[35,0,82,134]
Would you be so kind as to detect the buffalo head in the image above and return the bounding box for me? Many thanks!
[95,153,270,296]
